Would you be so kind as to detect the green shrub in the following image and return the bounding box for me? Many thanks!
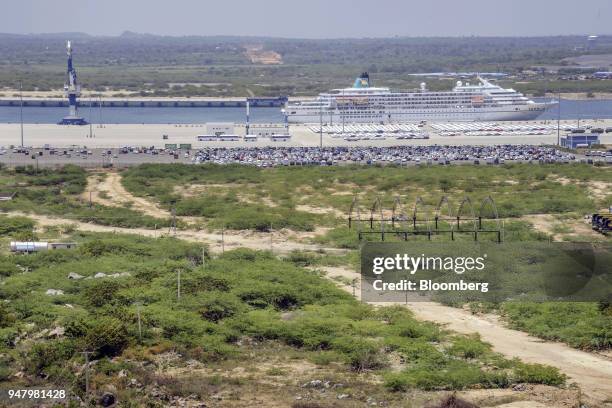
[513,363,566,386]
[284,250,318,267]
[199,293,244,322]
[0,215,35,236]
[84,316,130,358]
[0,260,20,277]
[236,282,301,310]
[83,280,125,308]
[448,336,489,359]
[391,320,441,341]
[64,316,91,338]
[182,273,231,294]
[26,340,77,374]
[0,327,18,349]
[331,336,387,371]
[0,303,16,328]
[184,334,237,362]
[0,365,11,381]
[384,361,488,391]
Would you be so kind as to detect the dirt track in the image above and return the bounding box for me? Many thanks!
[320,266,612,407]
[83,172,171,218]
[19,211,340,255]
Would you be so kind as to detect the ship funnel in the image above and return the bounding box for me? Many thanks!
[353,72,370,88]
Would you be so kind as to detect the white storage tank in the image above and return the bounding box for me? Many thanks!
[10,242,49,253]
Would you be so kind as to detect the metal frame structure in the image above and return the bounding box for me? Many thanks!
[349,195,503,243]
[58,41,87,126]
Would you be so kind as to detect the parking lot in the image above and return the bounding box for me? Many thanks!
[0,144,605,168]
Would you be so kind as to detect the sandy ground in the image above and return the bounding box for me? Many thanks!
[13,211,339,255]
[521,213,605,241]
[2,121,612,149]
[244,45,283,65]
[317,266,612,407]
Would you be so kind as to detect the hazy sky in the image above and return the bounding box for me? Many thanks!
[4,0,612,38]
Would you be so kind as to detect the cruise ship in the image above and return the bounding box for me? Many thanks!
[284,73,555,123]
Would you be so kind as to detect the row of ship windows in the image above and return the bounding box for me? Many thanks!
[306,101,529,110]
[297,109,515,117]
[304,105,500,111]
[331,98,487,102]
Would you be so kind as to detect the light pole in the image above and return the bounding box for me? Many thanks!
[89,98,93,138]
[341,89,345,134]
[98,95,103,128]
[19,80,24,147]
[319,103,323,148]
[557,91,561,146]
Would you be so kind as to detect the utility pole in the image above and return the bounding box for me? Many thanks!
[81,351,92,399]
[136,303,142,341]
[177,269,181,301]
[269,222,273,252]
[202,246,206,268]
[221,224,225,254]
[19,80,24,147]
[169,203,177,235]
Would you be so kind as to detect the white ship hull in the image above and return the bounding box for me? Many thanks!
[287,103,550,124]
[285,73,555,124]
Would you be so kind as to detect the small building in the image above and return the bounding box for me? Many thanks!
[270,134,292,142]
[10,242,77,253]
[249,124,288,137]
[0,192,16,201]
[206,122,235,136]
[560,134,600,149]
[217,134,240,141]
[197,135,217,141]
[593,71,612,80]
[48,242,77,250]
[244,134,258,142]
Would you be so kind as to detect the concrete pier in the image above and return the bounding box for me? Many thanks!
[0,96,287,108]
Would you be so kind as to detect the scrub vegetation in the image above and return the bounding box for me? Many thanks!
[0,165,171,229]
[0,231,566,405]
[0,163,610,405]
[500,302,612,351]
[2,33,612,96]
[121,162,612,235]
